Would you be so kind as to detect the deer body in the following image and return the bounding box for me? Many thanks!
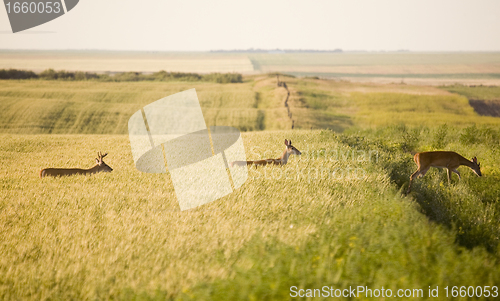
[40,152,113,178]
[231,139,301,167]
[407,151,481,193]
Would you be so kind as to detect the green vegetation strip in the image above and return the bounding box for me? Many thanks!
[0,68,243,83]
[287,72,500,79]
[441,85,500,100]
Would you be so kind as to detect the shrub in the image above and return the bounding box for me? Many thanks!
[460,125,479,145]
[0,69,38,79]
[432,124,448,149]
[202,73,242,83]
[459,125,499,146]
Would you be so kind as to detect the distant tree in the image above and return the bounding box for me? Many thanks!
[0,69,38,79]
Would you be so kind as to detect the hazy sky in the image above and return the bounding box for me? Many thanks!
[1,0,499,51]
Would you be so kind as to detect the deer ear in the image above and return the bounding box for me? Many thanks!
[96,158,100,164]
[285,139,289,146]
[472,157,477,163]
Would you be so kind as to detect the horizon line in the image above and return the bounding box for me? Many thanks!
[1,49,500,53]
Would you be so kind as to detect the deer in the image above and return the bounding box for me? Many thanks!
[40,152,113,178]
[231,139,301,167]
[407,151,481,194]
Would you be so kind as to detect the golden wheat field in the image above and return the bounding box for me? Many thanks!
[1,129,500,300]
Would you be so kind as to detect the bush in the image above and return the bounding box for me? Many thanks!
[460,125,479,145]
[0,69,38,79]
[74,71,101,80]
[432,124,448,149]
[112,72,142,82]
[39,69,80,80]
[202,73,242,83]
[460,125,499,146]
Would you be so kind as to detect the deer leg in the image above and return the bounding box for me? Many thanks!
[452,169,461,180]
[418,167,430,178]
[447,168,452,183]
[410,170,421,181]
[407,169,421,193]
[407,166,431,193]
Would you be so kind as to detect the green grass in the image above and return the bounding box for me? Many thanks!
[0,79,292,134]
[352,92,500,127]
[339,125,500,252]
[441,84,500,100]
[2,76,500,135]
[1,129,499,300]
[288,80,354,131]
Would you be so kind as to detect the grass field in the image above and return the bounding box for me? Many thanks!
[1,75,500,300]
[0,77,292,134]
[1,127,500,300]
[2,76,500,136]
[249,52,500,79]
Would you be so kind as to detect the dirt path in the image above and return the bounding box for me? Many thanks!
[469,99,500,117]
[277,75,294,129]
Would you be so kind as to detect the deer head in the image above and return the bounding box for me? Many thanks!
[471,157,482,177]
[96,152,113,173]
[285,139,301,156]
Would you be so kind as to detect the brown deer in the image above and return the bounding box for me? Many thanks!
[40,152,113,178]
[407,151,481,193]
[231,139,301,167]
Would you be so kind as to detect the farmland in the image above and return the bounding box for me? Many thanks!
[2,50,500,85]
[2,76,500,135]
[248,52,500,85]
[1,72,500,300]
[0,50,254,74]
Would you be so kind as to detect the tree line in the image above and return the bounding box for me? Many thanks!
[0,68,243,83]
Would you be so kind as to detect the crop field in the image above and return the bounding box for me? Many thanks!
[0,51,254,74]
[2,76,500,135]
[248,52,500,85]
[0,77,293,134]
[1,75,500,300]
[249,52,500,75]
[2,51,500,85]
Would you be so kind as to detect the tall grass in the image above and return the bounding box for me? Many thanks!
[1,130,499,300]
[340,125,500,254]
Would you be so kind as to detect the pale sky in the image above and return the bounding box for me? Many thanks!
[0,0,499,51]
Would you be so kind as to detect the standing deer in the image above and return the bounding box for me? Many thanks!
[231,139,301,167]
[407,151,481,193]
[40,152,113,178]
